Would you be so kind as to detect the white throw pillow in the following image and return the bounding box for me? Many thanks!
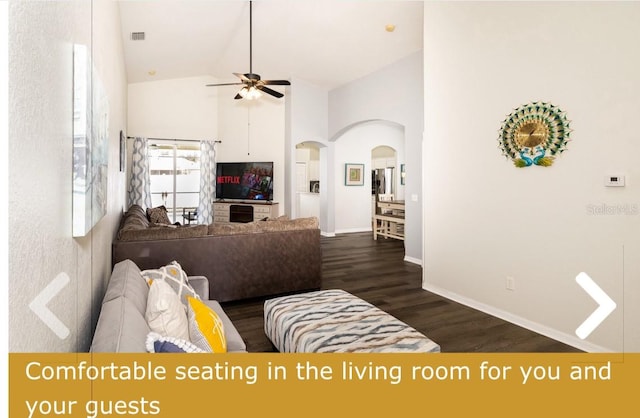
[145,279,189,340]
[141,261,200,308]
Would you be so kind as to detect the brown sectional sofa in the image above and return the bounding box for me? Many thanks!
[112,205,322,303]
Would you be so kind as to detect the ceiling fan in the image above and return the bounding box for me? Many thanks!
[206,1,291,100]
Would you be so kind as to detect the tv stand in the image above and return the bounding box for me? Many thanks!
[214,201,279,223]
[229,205,253,223]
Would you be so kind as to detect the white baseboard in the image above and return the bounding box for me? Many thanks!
[320,231,335,237]
[422,282,613,353]
[404,256,422,266]
[335,227,372,234]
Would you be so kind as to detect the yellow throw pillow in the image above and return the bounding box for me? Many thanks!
[187,297,227,353]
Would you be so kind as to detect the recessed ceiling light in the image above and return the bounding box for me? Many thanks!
[385,24,396,33]
[148,70,156,76]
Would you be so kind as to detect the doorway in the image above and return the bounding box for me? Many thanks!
[371,145,397,213]
[371,145,405,241]
[295,142,321,219]
[148,140,200,223]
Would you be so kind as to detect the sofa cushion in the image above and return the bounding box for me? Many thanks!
[91,297,151,352]
[117,205,150,239]
[207,217,319,236]
[187,297,227,353]
[102,260,149,317]
[207,222,260,236]
[124,204,147,219]
[145,279,190,340]
[257,215,290,222]
[141,261,200,308]
[118,224,208,241]
[256,217,319,232]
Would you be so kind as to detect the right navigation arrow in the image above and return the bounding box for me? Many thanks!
[575,272,616,340]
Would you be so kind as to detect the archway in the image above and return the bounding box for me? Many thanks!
[330,120,405,234]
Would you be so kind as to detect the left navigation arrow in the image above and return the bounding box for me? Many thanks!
[29,272,71,339]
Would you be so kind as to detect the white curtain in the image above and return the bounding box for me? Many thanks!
[127,137,152,209]
[197,140,217,224]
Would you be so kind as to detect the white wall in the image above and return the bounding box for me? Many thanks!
[9,0,127,351]
[127,76,218,140]
[289,78,329,144]
[423,2,640,352]
[334,121,404,233]
[286,78,328,222]
[329,51,423,263]
[217,94,286,215]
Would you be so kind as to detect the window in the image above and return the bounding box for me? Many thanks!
[148,141,200,223]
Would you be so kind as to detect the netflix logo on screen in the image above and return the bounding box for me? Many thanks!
[217,175,241,184]
[215,162,274,201]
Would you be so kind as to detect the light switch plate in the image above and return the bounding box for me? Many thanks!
[605,174,625,187]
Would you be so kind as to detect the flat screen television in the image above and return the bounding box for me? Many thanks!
[216,162,274,201]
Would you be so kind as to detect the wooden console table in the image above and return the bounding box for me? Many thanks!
[373,200,405,241]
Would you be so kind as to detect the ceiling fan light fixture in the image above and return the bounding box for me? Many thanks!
[239,85,261,100]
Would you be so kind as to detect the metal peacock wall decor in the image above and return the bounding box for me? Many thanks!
[498,102,572,168]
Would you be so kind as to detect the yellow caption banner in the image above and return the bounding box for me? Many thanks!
[9,353,639,417]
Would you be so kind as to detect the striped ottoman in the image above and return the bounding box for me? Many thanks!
[264,289,440,353]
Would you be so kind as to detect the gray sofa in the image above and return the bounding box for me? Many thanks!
[90,259,246,352]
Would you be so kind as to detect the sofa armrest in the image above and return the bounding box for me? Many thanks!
[188,276,209,300]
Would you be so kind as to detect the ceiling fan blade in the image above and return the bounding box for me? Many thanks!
[260,80,291,86]
[257,85,284,98]
[234,93,243,100]
[233,72,252,82]
[206,82,245,87]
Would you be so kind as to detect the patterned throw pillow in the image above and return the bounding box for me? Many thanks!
[145,279,190,340]
[146,206,171,224]
[145,332,206,353]
[141,261,201,308]
[187,296,227,353]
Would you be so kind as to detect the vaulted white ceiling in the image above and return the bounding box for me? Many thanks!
[118,0,423,90]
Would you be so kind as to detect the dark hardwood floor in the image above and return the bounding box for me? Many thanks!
[221,232,581,353]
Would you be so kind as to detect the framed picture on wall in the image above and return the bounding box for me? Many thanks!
[345,163,365,186]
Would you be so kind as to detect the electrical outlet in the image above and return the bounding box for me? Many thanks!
[506,276,516,291]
